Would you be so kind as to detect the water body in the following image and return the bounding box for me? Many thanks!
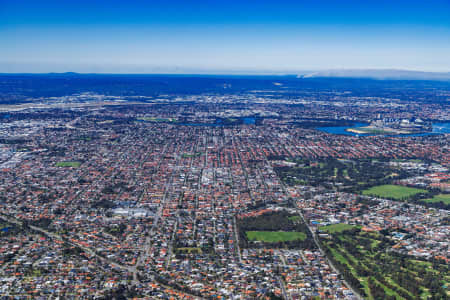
[317,122,368,136]
[317,122,450,137]
[1,227,11,232]
[243,117,256,125]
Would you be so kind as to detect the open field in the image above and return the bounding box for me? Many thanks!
[319,223,361,233]
[362,184,426,200]
[56,161,81,168]
[246,231,307,243]
[182,152,202,158]
[423,194,450,205]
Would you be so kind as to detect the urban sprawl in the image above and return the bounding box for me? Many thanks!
[0,90,449,300]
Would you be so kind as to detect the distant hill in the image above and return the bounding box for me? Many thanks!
[297,69,450,81]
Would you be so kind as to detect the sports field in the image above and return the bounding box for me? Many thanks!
[56,161,81,168]
[362,184,426,200]
[246,231,306,243]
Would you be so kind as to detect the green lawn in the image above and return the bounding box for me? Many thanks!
[423,194,450,205]
[246,231,306,243]
[288,216,301,222]
[182,152,202,158]
[56,161,81,168]
[362,184,426,200]
[319,223,360,233]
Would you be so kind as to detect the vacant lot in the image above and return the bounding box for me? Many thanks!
[362,184,426,200]
[56,161,81,168]
[246,231,306,243]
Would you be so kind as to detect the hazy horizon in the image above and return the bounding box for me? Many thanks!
[1,0,450,73]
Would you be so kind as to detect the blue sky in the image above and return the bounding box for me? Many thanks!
[1,0,449,73]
